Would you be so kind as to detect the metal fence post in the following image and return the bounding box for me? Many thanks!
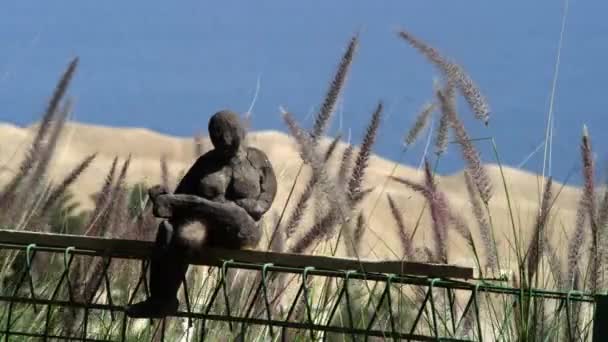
[593,294,608,341]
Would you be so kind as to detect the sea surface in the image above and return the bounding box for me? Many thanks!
[1,0,606,185]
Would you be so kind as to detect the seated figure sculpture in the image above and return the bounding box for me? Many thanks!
[126,110,277,318]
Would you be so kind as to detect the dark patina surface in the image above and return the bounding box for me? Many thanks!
[126,110,277,318]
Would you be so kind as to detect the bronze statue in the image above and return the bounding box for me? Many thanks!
[126,110,277,318]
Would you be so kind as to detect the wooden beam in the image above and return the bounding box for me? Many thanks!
[0,229,473,279]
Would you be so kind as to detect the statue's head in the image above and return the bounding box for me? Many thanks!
[208,110,246,156]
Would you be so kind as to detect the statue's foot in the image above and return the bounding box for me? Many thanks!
[125,297,179,318]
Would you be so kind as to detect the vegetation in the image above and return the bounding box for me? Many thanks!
[0,28,604,341]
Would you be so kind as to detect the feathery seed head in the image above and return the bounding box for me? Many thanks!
[311,33,359,143]
[397,30,490,125]
[387,194,414,259]
[405,102,436,147]
[437,89,493,203]
[348,101,383,203]
[282,109,350,225]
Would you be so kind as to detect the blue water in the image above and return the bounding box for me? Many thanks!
[1,0,606,185]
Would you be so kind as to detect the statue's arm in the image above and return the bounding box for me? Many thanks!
[150,149,276,223]
[151,193,256,234]
[150,152,211,218]
[173,153,210,195]
[153,194,238,216]
[235,149,277,221]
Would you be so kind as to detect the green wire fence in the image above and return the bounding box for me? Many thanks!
[0,229,604,341]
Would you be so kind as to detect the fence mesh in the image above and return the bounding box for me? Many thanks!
[0,230,602,341]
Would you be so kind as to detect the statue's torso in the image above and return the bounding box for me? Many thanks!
[194,148,262,202]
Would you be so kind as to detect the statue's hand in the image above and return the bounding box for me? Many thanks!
[149,185,169,200]
[149,185,171,218]
[153,194,173,218]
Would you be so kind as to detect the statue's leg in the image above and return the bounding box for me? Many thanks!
[205,220,261,250]
[157,194,258,236]
[155,194,262,248]
[206,205,260,247]
[150,220,189,300]
[126,220,185,318]
[236,219,262,249]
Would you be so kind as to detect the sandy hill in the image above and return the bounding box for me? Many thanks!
[0,121,582,268]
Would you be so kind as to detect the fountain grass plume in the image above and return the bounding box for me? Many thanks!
[350,187,374,206]
[281,110,350,225]
[353,211,366,250]
[567,127,597,289]
[404,102,436,147]
[24,98,72,193]
[274,33,357,250]
[544,235,564,289]
[433,81,455,156]
[323,133,342,162]
[437,86,493,204]
[567,193,590,288]
[390,160,449,263]
[310,34,359,143]
[599,188,608,284]
[387,194,415,260]
[348,102,383,204]
[581,125,601,292]
[289,208,340,254]
[285,135,342,239]
[41,153,97,215]
[397,30,490,125]
[581,125,597,228]
[0,58,79,207]
[526,176,553,283]
[107,156,132,237]
[12,98,73,229]
[464,170,498,272]
[84,157,118,237]
[338,144,354,189]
